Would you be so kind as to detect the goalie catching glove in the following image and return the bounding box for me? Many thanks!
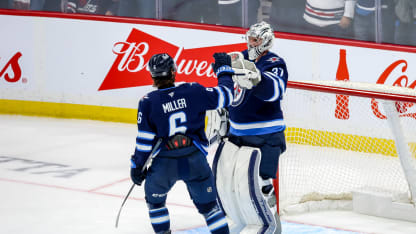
[228,52,261,89]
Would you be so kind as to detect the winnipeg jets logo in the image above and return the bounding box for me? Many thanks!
[168,92,174,98]
[267,57,280,63]
[231,83,246,107]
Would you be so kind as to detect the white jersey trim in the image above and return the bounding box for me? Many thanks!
[137,130,156,140]
[214,86,225,109]
[263,71,280,102]
[230,119,285,130]
[222,86,233,106]
[136,143,152,152]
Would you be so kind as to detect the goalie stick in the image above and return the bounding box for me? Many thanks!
[115,138,163,228]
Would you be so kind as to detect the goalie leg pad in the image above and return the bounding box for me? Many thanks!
[212,140,245,233]
[234,146,280,234]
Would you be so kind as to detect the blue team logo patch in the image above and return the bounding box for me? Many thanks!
[231,84,246,107]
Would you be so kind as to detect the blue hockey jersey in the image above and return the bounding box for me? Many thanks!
[356,0,394,16]
[133,75,234,168]
[228,50,288,136]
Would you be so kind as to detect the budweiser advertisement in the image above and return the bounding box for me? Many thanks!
[0,14,416,126]
[100,28,246,91]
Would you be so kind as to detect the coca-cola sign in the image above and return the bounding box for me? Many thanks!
[0,52,22,83]
[99,28,246,91]
[334,50,416,120]
[372,60,416,119]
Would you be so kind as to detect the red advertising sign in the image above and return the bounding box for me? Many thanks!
[0,52,22,83]
[99,28,246,91]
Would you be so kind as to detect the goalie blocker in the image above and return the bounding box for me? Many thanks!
[212,140,281,234]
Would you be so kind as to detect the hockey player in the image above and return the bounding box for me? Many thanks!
[130,52,234,234]
[210,21,288,234]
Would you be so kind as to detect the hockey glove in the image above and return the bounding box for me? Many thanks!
[130,157,147,186]
[131,167,147,186]
[229,51,261,89]
[212,53,234,77]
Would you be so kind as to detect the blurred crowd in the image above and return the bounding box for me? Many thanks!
[1,0,415,46]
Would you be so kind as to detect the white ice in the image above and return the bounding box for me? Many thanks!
[1,114,416,234]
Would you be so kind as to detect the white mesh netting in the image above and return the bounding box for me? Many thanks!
[279,81,416,214]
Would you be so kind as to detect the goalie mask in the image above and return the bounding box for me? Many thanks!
[246,21,275,61]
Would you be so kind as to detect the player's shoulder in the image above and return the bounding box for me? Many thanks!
[262,51,286,66]
[177,82,204,90]
[139,90,156,105]
[242,50,286,66]
[259,51,287,72]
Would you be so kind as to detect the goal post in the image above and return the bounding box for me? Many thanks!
[279,80,416,221]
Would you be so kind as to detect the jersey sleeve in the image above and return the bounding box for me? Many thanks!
[344,0,356,18]
[131,96,159,169]
[191,75,234,111]
[253,62,288,102]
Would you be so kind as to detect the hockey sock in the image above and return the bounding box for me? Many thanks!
[148,203,170,233]
[196,201,229,234]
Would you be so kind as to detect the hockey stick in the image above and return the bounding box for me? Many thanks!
[115,138,163,228]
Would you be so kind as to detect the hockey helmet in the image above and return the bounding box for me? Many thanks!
[246,21,275,60]
[148,53,177,79]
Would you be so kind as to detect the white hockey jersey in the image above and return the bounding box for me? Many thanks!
[303,0,356,27]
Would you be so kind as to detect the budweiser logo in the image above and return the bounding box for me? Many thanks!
[0,52,22,83]
[99,28,246,91]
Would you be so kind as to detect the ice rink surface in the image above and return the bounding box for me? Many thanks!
[1,114,416,234]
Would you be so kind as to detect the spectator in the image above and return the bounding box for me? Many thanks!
[12,0,30,10]
[394,0,416,46]
[118,0,218,24]
[353,0,395,43]
[218,0,260,27]
[65,0,118,15]
[257,0,272,23]
[302,0,356,39]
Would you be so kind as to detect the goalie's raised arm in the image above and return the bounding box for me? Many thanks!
[253,62,288,102]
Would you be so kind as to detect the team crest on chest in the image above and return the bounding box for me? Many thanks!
[231,83,246,107]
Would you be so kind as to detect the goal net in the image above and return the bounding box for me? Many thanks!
[279,80,416,219]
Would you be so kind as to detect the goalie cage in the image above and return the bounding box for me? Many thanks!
[278,80,416,222]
